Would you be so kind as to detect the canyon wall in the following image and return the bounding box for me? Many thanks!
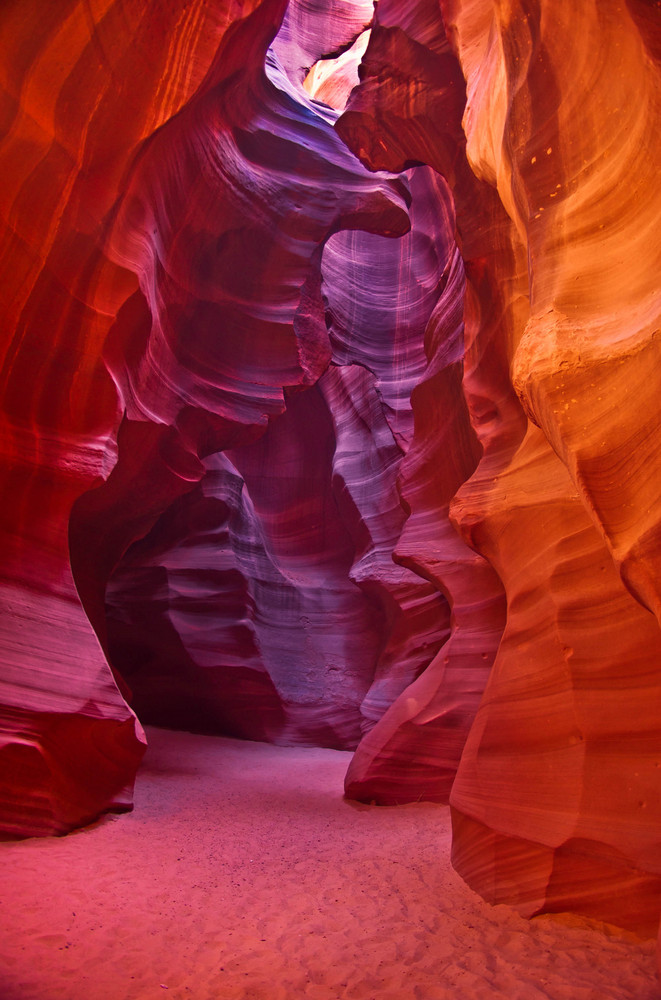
[334,0,661,934]
[1,0,660,947]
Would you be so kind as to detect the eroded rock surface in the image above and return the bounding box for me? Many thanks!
[0,0,410,826]
[0,0,263,833]
[101,9,445,751]
[335,0,661,934]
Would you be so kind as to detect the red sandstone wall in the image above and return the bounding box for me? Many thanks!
[0,0,290,834]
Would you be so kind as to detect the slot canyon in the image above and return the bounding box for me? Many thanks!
[1,0,660,997]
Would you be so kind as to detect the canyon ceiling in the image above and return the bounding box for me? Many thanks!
[1,0,660,946]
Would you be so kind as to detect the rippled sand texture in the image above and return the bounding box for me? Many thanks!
[0,728,657,1000]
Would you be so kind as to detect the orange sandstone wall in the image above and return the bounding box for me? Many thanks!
[335,0,661,933]
[446,0,661,934]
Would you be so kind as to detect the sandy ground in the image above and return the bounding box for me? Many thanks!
[0,726,658,1000]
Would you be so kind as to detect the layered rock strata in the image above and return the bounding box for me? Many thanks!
[0,0,412,828]
[0,0,455,826]
[0,0,264,833]
[336,0,661,934]
[102,11,454,750]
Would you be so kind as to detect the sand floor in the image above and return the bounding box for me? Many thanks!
[0,726,658,1000]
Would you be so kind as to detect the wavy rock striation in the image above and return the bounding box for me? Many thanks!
[336,0,661,934]
[335,0,508,805]
[101,6,444,751]
[0,0,412,826]
[0,0,259,834]
[445,0,661,936]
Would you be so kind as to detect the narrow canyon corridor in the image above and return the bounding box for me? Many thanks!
[2,0,661,994]
[1,727,656,1000]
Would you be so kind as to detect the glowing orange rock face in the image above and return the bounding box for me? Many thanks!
[336,0,661,933]
[445,0,661,936]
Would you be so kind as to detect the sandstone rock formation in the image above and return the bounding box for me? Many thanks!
[1,0,660,954]
[100,7,453,750]
[0,0,280,834]
[0,0,446,826]
[334,0,661,935]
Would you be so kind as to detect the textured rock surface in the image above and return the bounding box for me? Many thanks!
[0,0,260,833]
[335,0,661,934]
[334,0,509,805]
[445,0,661,936]
[0,0,409,827]
[0,0,447,829]
[101,8,447,750]
[103,164,456,749]
[0,0,296,834]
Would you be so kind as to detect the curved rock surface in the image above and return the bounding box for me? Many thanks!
[335,0,508,806]
[336,0,661,935]
[0,0,306,835]
[100,6,438,751]
[446,0,661,936]
[105,159,454,750]
[0,0,262,833]
[107,386,385,750]
[0,0,412,825]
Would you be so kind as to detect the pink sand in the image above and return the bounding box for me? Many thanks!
[1,727,657,999]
